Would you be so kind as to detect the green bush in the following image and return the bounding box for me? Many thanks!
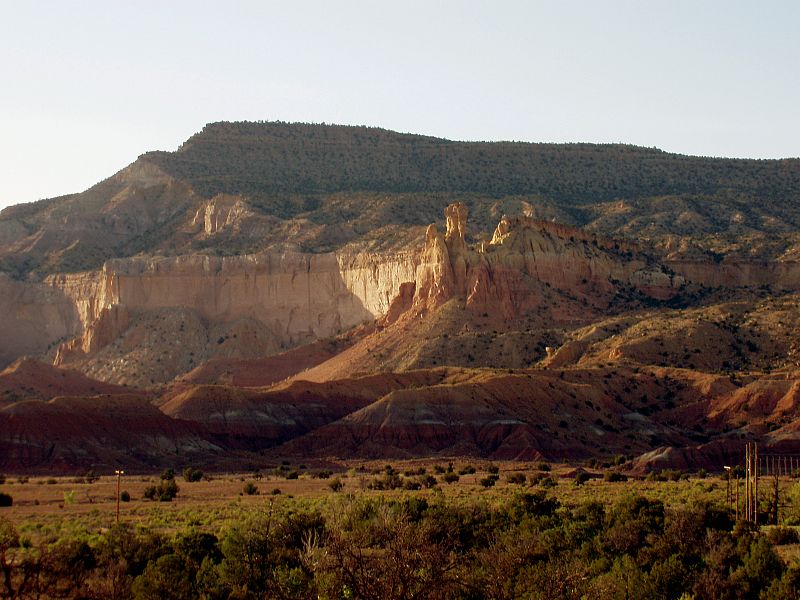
[183,467,203,482]
[442,472,460,484]
[507,473,526,485]
[480,475,498,488]
[144,479,179,502]
[574,472,591,486]
[766,526,800,546]
[540,476,557,489]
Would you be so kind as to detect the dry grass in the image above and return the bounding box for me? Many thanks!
[3,460,797,557]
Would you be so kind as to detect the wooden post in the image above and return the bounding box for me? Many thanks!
[736,474,739,521]
[746,444,751,522]
[114,469,124,524]
[773,468,780,525]
[754,443,758,526]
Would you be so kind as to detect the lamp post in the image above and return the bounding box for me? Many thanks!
[114,470,124,524]
[724,466,732,516]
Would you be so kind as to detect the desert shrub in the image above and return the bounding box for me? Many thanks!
[574,472,590,486]
[183,467,203,482]
[285,470,299,480]
[761,565,800,600]
[507,473,526,485]
[46,478,57,485]
[120,491,131,502]
[766,526,800,545]
[442,472,460,484]
[420,474,438,488]
[487,464,500,475]
[132,553,195,599]
[144,479,179,502]
[735,536,785,597]
[404,467,427,476]
[0,493,12,507]
[160,468,175,481]
[604,471,628,482]
[0,474,5,484]
[243,482,259,496]
[315,470,333,479]
[603,495,665,556]
[540,476,557,489]
[84,470,98,483]
[328,478,343,492]
[271,488,282,495]
[537,462,551,472]
[480,475,498,488]
[369,472,403,490]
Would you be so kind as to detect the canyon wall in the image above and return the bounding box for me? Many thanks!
[0,274,80,366]
[46,250,418,369]
[6,204,800,380]
[667,260,800,290]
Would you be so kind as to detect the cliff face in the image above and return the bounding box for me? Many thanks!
[668,260,800,289]
[411,203,684,319]
[0,274,80,366]
[8,199,800,386]
[42,250,418,385]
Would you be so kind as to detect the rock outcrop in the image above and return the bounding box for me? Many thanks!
[410,203,684,318]
[42,250,418,385]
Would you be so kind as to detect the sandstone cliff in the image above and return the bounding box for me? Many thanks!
[411,203,684,319]
[44,250,417,385]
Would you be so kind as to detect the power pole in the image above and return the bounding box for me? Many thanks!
[754,443,759,526]
[724,466,732,517]
[115,469,124,524]
[745,443,750,522]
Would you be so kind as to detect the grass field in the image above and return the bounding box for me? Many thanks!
[3,460,798,551]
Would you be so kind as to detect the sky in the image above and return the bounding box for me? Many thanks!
[1,0,798,210]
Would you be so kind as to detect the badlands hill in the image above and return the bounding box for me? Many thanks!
[2,122,800,473]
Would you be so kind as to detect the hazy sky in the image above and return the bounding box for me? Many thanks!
[1,0,798,209]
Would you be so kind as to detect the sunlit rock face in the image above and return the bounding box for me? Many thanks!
[410,203,684,318]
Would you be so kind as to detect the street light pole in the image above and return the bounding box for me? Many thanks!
[115,470,124,524]
[724,466,732,516]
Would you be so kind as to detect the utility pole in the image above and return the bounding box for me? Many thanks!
[115,469,124,524]
[724,466,732,516]
[754,443,759,526]
[745,443,750,522]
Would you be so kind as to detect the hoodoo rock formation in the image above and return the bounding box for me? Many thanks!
[410,203,684,319]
